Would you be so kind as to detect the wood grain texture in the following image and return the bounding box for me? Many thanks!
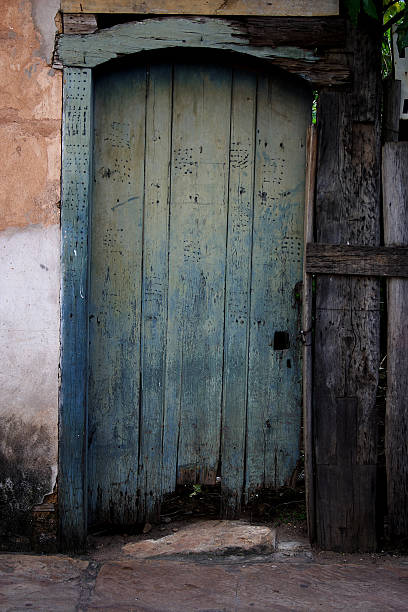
[63,13,98,34]
[382,78,401,143]
[220,68,257,516]
[72,58,310,531]
[383,142,408,539]
[313,16,381,552]
[59,67,92,552]
[165,63,232,486]
[55,18,350,88]
[245,72,310,499]
[61,0,339,17]
[88,65,146,526]
[302,125,317,543]
[62,14,346,50]
[138,64,172,518]
[306,244,408,277]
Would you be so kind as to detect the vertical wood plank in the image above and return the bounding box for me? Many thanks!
[302,125,317,542]
[59,67,92,551]
[245,73,310,498]
[383,142,408,540]
[382,78,401,143]
[138,63,172,518]
[163,63,231,487]
[313,16,381,551]
[221,68,257,516]
[88,65,146,525]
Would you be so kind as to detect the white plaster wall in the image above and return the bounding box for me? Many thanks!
[0,224,60,482]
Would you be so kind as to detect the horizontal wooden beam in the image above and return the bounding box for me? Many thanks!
[60,0,339,17]
[63,13,98,34]
[306,243,408,277]
[55,17,350,88]
[63,15,347,49]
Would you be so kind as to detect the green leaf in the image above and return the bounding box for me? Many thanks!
[344,0,362,24]
[363,0,379,18]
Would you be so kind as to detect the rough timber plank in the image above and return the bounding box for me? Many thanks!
[382,78,401,143]
[383,142,408,540]
[138,64,172,518]
[245,72,310,499]
[302,125,317,543]
[221,68,257,516]
[59,67,92,552]
[162,64,231,487]
[55,18,350,88]
[63,13,97,34]
[313,16,381,552]
[88,64,146,526]
[61,0,339,17]
[306,244,408,277]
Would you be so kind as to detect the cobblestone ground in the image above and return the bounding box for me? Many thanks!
[1,521,408,611]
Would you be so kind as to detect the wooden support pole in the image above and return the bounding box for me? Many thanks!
[383,142,408,540]
[302,125,317,543]
[313,16,381,552]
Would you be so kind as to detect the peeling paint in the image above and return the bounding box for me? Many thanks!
[0,0,61,231]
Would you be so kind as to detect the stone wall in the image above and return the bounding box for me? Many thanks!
[0,0,61,548]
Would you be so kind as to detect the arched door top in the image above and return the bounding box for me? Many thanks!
[54,16,349,88]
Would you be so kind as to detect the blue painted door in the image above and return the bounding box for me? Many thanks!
[88,56,311,526]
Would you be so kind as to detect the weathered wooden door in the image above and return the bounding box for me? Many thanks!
[88,55,310,526]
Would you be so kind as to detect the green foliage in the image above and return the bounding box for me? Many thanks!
[363,0,379,19]
[343,1,406,78]
[344,0,362,23]
[344,0,407,57]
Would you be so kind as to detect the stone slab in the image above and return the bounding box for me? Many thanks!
[122,520,276,558]
[0,554,87,612]
[89,558,408,611]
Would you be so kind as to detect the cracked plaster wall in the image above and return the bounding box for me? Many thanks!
[0,0,61,545]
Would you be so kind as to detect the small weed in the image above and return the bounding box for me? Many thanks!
[189,484,202,497]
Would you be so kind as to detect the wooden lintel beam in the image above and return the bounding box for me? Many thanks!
[55,17,350,88]
[60,0,339,17]
[306,243,408,278]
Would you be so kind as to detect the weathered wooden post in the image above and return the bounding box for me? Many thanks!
[383,142,408,541]
[313,13,382,551]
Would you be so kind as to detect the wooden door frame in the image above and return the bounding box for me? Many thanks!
[58,16,316,552]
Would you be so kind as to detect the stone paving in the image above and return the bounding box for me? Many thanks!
[1,520,408,611]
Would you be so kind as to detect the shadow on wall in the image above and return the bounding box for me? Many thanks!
[0,415,54,550]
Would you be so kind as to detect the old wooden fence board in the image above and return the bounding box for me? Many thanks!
[383,142,408,539]
[138,64,173,517]
[245,73,310,498]
[88,64,146,526]
[220,68,257,516]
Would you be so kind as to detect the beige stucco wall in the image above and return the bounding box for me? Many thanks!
[0,0,61,541]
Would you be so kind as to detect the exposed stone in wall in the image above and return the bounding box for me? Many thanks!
[0,0,61,231]
[0,0,61,549]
